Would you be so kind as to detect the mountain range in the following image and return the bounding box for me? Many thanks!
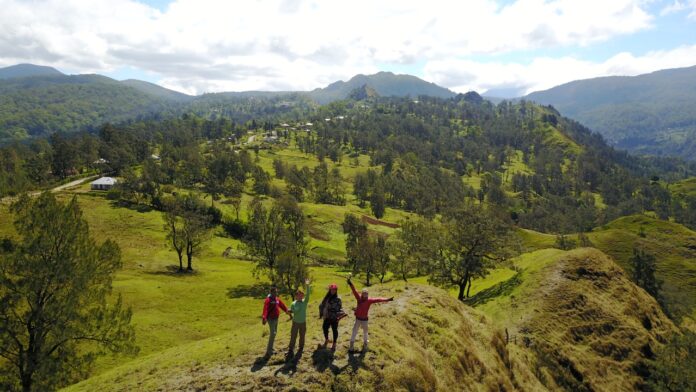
[2,63,696,160]
[525,66,696,159]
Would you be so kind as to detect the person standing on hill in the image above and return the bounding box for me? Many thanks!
[286,278,311,360]
[262,286,289,359]
[319,283,345,352]
[347,277,393,353]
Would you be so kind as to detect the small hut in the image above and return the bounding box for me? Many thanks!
[91,177,117,191]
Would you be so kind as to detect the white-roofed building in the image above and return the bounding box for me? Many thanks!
[91,177,117,191]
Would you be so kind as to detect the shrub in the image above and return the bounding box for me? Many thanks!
[222,217,248,239]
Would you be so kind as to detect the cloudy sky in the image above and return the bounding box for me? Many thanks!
[1,0,695,96]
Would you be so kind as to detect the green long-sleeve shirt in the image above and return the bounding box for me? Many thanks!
[290,285,311,323]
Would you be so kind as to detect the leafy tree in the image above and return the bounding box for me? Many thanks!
[221,176,244,219]
[161,194,213,272]
[370,179,386,219]
[272,158,286,179]
[393,217,439,280]
[555,234,577,250]
[353,171,370,207]
[243,197,309,291]
[162,203,186,272]
[429,204,515,301]
[648,330,696,392]
[374,236,390,284]
[49,132,78,179]
[252,166,271,195]
[342,214,368,273]
[0,193,136,392]
[630,248,661,299]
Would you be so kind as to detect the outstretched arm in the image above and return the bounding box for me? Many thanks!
[368,297,394,304]
[348,280,360,301]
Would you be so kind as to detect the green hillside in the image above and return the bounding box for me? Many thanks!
[0,74,182,141]
[526,65,696,159]
[588,215,696,320]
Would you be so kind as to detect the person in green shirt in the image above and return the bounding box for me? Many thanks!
[286,278,310,360]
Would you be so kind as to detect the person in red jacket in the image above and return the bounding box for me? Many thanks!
[347,277,393,352]
[262,286,289,358]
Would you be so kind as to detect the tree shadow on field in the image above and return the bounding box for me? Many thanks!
[145,265,199,277]
[227,283,269,299]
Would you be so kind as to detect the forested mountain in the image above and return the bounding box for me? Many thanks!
[120,79,193,101]
[0,64,459,143]
[525,65,696,159]
[307,71,455,104]
[0,73,186,141]
[0,63,63,79]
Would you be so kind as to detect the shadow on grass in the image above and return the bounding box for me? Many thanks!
[311,347,340,374]
[108,200,155,213]
[227,283,269,299]
[251,353,287,372]
[464,272,522,307]
[251,356,269,372]
[347,350,367,373]
[274,349,304,376]
[145,265,199,277]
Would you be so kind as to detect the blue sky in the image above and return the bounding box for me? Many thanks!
[1,0,695,95]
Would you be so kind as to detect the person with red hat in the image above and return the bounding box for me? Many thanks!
[318,282,344,351]
[347,277,393,353]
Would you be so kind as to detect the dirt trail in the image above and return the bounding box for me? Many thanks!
[1,174,99,204]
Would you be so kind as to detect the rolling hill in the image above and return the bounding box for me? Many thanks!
[120,79,193,101]
[525,65,696,159]
[0,63,64,79]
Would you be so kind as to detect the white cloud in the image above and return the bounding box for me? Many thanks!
[661,0,696,19]
[424,44,696,95]
[0,0,657,94]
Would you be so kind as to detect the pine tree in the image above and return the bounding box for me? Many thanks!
[0,193,136,391]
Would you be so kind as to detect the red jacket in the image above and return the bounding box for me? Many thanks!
[349,281,390,320]
[262,295,288,321]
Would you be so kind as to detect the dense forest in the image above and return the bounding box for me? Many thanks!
[3,92,696,235]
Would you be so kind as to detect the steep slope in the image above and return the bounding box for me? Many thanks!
[0,63,63,79]
[525,65,696,158]
[65,249,675,392]
[588,215,696,320]
[475,248,676,391]
[308,72,455,104]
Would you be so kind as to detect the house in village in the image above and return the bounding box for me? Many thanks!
[91,177,117,191]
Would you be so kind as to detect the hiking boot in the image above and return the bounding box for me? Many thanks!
[285,351,294,362]
[330,343,336,352]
